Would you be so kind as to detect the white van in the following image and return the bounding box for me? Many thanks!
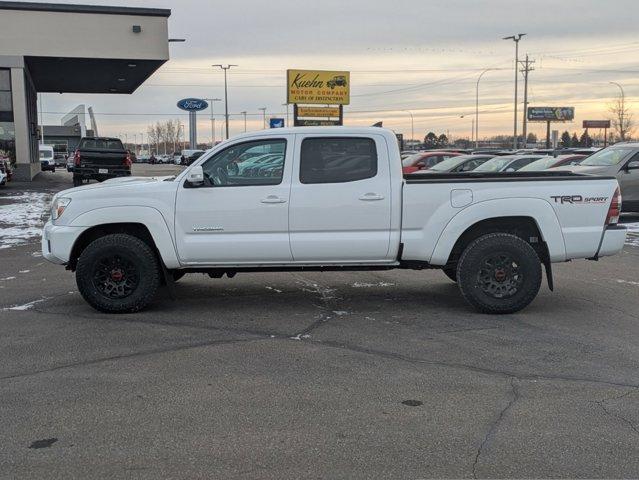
[39,145,55,172]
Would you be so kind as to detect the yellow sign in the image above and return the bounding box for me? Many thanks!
[287,70,350,105]
[297,106,341,118]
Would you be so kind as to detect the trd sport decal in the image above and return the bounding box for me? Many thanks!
[550,195,608,204]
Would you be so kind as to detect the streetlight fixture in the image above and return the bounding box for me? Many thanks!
[212,64,238,139]
[503,33,526,149]
[610,81,626,141]
[240,111,248,132]
[404,110,414,143]
[475,68,499,149]
[258,107,267,129]
[204,98,222,146]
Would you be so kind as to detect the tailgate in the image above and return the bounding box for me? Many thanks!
[79,150,127,168]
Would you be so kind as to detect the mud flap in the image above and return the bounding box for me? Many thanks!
[160,262,177,300]
[543,257,554,291]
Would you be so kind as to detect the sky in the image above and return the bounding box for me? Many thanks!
[39,0,639,144]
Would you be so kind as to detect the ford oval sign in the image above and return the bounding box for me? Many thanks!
[177,98,209,111]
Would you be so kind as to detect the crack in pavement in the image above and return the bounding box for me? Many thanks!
[472,378,520,479]
[0,337,262,382]
[308,339,639,390]
[594,390,639,438]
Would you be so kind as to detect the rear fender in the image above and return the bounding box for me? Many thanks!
[429,198,566,265]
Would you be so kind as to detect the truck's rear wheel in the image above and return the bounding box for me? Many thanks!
[76,234,160,313]
[457,233,541,314]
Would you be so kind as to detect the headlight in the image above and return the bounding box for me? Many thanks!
[51,197,71,221]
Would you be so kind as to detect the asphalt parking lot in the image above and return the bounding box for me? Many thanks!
[1,166,639,479]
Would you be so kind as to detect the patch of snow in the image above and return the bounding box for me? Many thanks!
[624,222,639,247]
[265,286,283,293]
[18,270,30,274]
[0,192,51,249]
[332,310,349,316]
[616,279,639,286]
[2,297,50,311]
[31,251,42,257]
[289,333,310,341]
[352,282,396,288]
[0,276,16,281]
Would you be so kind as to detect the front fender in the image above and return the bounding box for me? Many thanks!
[69,206,181,268]
[429,198,566,265]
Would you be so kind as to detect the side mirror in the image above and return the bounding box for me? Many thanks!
[185,165,204,187]
[626,160,639,170]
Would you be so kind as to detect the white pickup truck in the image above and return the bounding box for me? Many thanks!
[42,127,626,314]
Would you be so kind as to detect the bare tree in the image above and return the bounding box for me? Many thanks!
[609,93,634,141]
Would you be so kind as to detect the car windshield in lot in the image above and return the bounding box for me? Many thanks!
[473,157,511,172]
[402,153,425,167]
[429,155,470,171]
[580,146,634,166]
[39,150,52,159]
[518,157,558,171]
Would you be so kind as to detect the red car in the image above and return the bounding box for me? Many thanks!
[402,151,461,174]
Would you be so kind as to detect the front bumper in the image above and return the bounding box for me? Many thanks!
[41,221,88,265]
[597,225,627,257]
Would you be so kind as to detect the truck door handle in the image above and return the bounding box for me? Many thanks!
[359,193,385,201]
[260,195,287,204]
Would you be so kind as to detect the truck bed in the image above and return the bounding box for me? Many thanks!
[404,171,616,183]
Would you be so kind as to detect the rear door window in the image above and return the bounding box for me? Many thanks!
[300,137,377,184]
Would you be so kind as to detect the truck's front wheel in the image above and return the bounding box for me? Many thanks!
[76,234,160,313]
[457,233,541,314]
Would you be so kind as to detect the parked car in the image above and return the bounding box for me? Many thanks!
[66,154,74,172]
[473,155,544,173]
[72,137,131,186]
[182,150,205,166]
[400,150,420,160]
[39,145,56,172]
[402,151,461,174]
[549,143,639,212]
[42,127,626,315]
[518,154,587,172]
[411,154,495,174]
[179,149,205,165]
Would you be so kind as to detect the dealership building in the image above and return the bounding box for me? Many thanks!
[0,1,171,180]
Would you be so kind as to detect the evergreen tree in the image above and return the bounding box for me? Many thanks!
[571,133,580,147]
[560,131,571,148]
[579,130,592,147]
[437,133,449,147]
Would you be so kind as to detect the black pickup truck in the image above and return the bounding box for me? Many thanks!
[72,137,132,186]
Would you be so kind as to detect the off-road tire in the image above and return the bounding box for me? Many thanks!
[442,266,457,282]
[76,234,160,313]
[457,233,541,314]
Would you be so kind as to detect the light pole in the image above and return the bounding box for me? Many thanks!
[610,81,626,141]
[240,111,247,132]
[460,115,474,143]
[503,34,526,149]
[204,98,221,146]
[475,68,498,149]
[282,103,290,126]
[404,110,414,143]
[212,64,237,139]
[259,107,267,129]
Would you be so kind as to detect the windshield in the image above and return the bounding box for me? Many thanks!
[580,146,633,166]
[430,155,470,171]
[474,157,511,172]
[519,157,556,171]
[39,150,53,159]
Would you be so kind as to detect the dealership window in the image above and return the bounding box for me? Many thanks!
[300,137,377,184]
[0,68,16,168]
